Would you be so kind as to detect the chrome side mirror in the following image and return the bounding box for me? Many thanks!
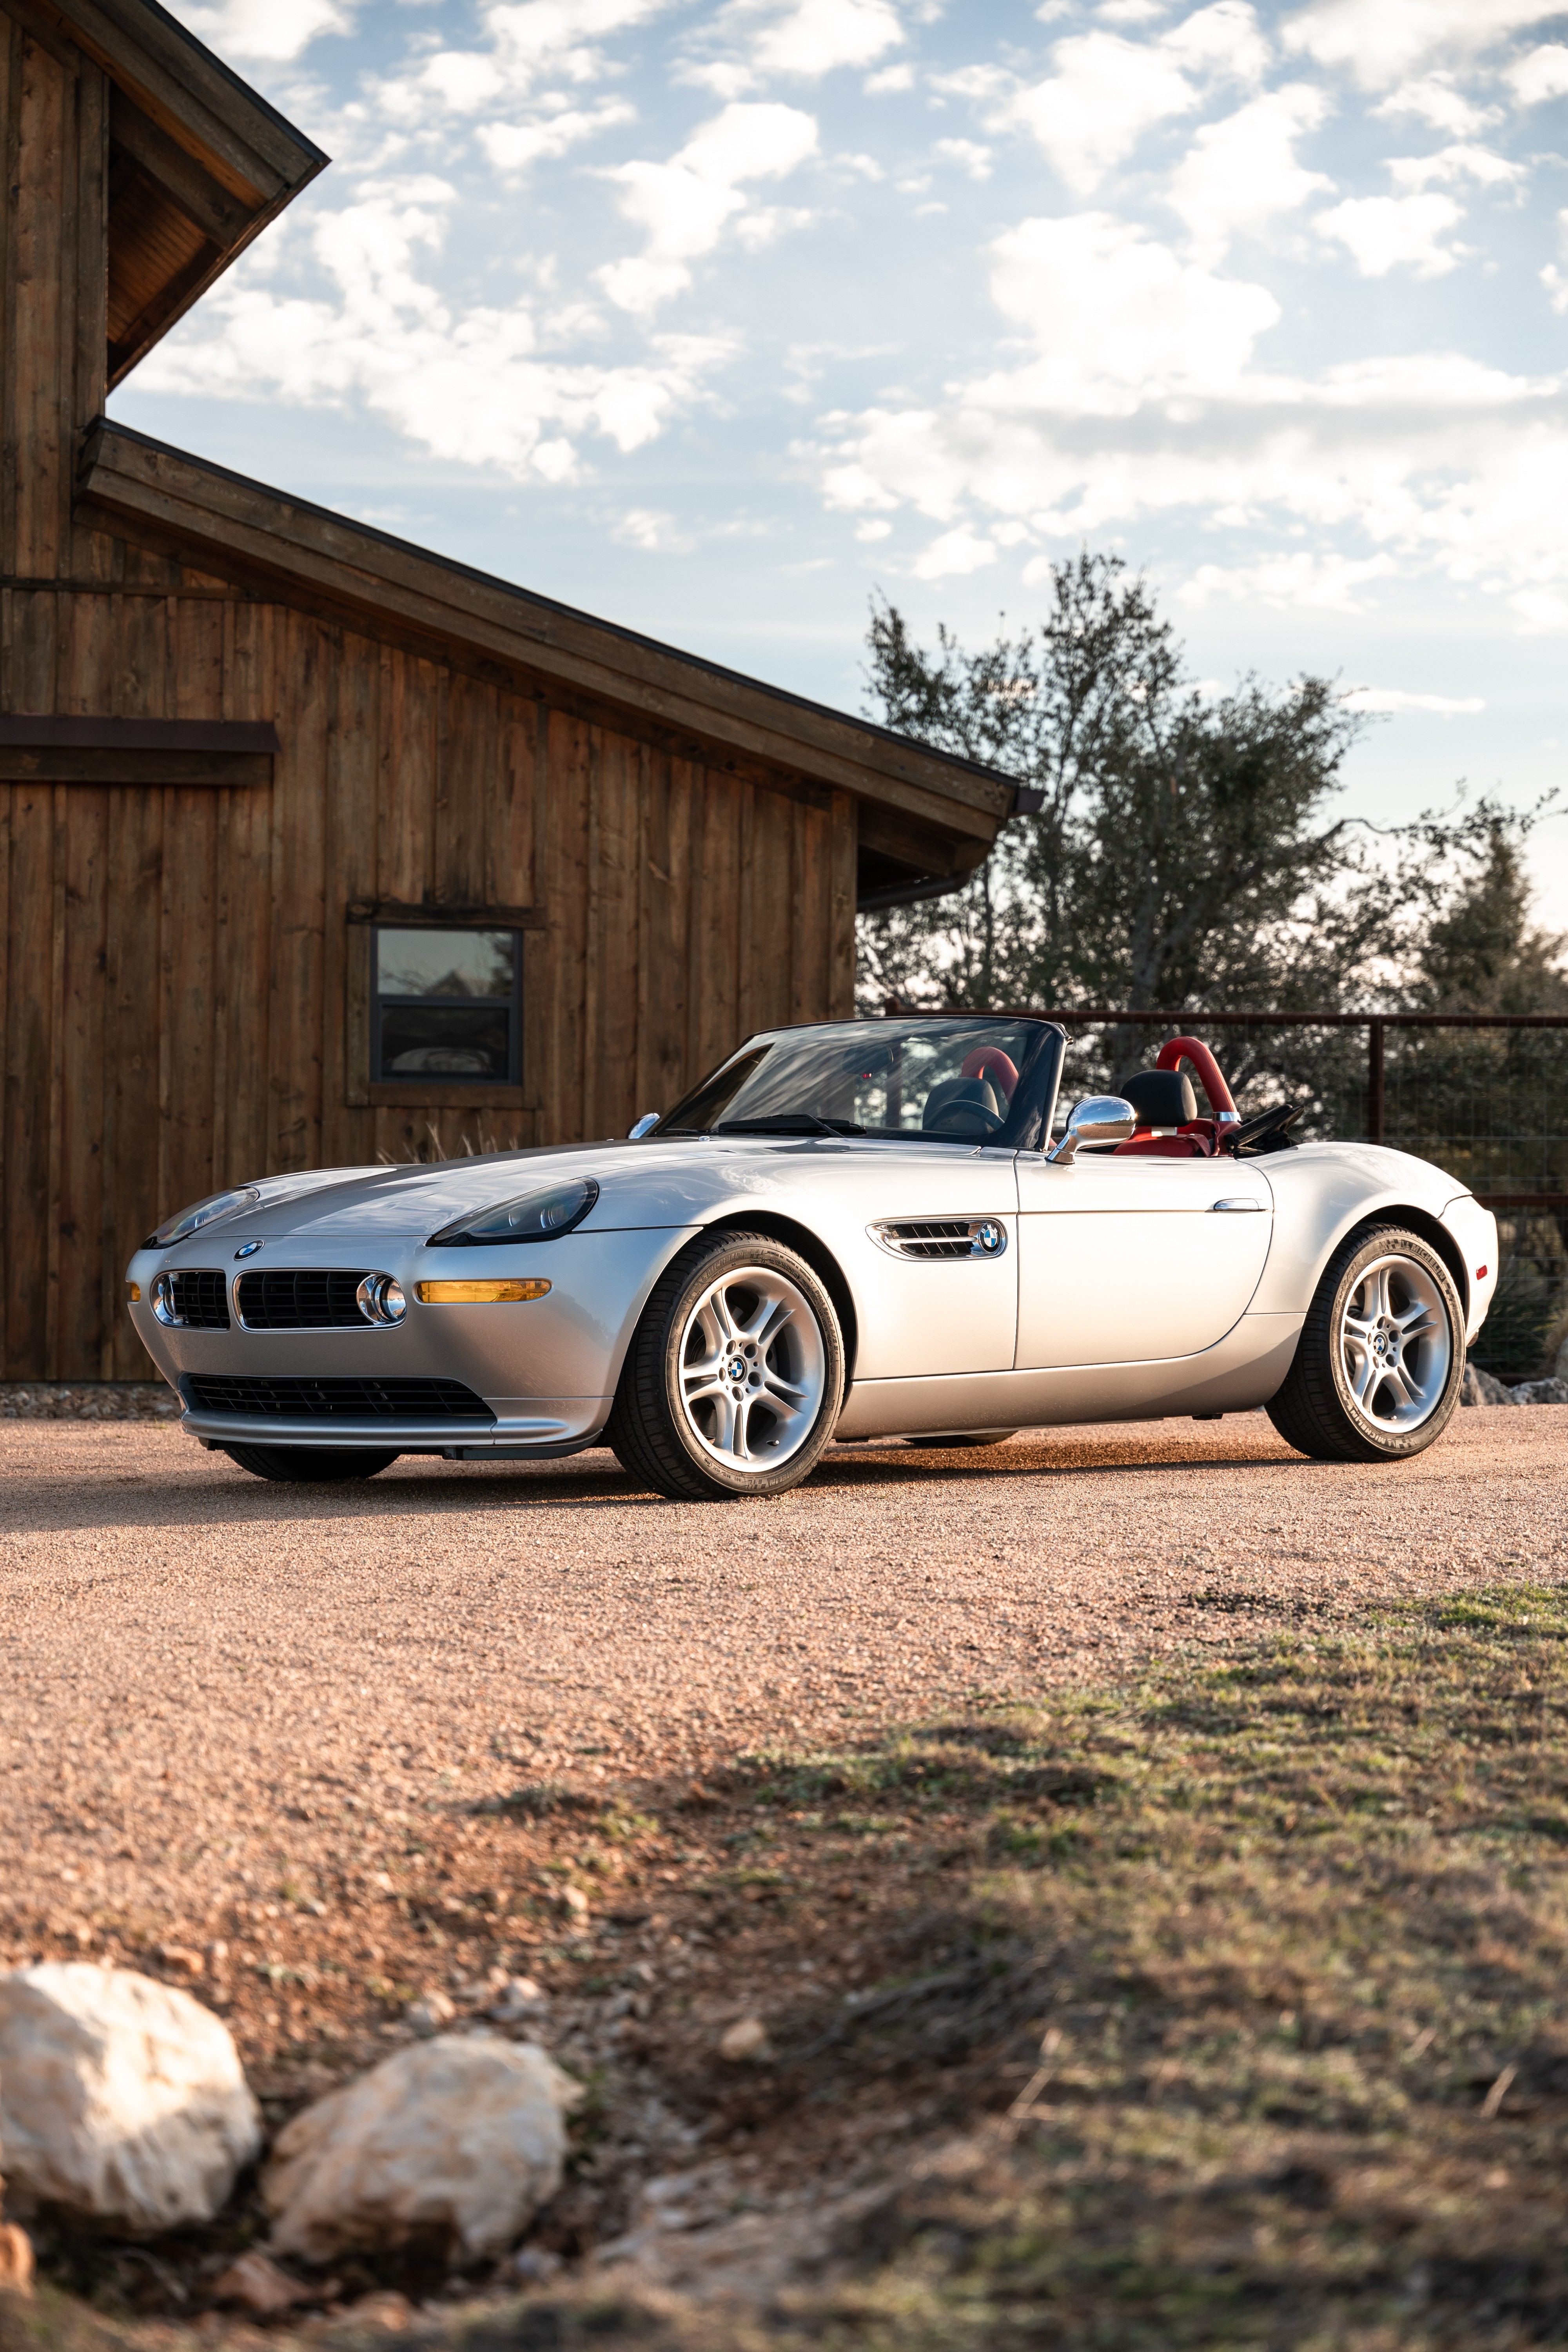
[1047,1096,1137,1164]
[628,1112,660,1140]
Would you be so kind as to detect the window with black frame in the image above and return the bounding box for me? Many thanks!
[371,927,521,1083]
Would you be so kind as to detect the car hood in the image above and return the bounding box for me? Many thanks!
[183,1134,868,1243]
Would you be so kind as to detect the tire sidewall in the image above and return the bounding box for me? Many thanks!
[1325,1229,1463,1459]
[655,1236,845,1497]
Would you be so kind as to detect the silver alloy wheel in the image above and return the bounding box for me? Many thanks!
[677,1264,827,1472]
[1339,1252,1453,1432]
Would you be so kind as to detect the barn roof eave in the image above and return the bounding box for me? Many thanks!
[77,419,1028,846]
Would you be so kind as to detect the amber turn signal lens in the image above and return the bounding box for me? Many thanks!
[414,1278,552,1305]
[126,1282,142,1303]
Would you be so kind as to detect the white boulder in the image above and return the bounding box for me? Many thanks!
[263,2033,578,2262]
[0,1964,260,2232]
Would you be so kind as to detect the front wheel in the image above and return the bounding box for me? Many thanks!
[223,1445,400,1483]
[1267,1224,1463,1464]
[607,1232,845,1500]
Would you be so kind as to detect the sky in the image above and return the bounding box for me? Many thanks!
[115,0,1568,924]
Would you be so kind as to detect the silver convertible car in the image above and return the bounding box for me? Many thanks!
[126,1014,1498,1501]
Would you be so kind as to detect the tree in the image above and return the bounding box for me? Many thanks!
[857,556,1561,1118]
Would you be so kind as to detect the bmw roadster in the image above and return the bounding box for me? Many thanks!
[126,1014,1497,1500]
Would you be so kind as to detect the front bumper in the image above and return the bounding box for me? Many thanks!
[128,1223,694,1456]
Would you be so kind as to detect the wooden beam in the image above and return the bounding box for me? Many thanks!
[108,84,249,247]
[12,0,326,204]
[0,746,270,782]
[0,712,278,748]
[77,427,1017,846]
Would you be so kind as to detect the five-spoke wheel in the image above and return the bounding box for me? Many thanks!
[608,1231,844,1499]
[1267,1223,1463,1463]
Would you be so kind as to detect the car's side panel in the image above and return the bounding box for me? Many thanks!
[1014,1154,1273,1367]
[835,1311,1305,1438]
[712,1143,1019,1378]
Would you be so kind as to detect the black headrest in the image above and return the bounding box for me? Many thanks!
[1123,1069,1198,1127]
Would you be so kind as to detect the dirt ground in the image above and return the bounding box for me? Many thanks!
[2,1408,1566,2309]
[4,1410,1563,1833]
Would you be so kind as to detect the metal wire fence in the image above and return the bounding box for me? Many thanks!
[1038,1009,1568,1386]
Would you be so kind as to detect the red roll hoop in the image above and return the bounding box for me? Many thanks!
[1155,1034,1237,1120]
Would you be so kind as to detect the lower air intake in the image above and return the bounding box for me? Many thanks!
[184,1375,492,1420]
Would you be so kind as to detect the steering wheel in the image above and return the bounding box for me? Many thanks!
[1224,1101,1302,1155]
[927,1102,1006,1136]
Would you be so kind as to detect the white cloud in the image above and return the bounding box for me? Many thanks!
[1315,191,1466,276]
[1507,42,1568,103]
[136,176,731,479]
[612,506,695,549]
[1282,0,1564,89]
[1339,686,1486,712]
[1181,554,1397,612]
[1002,4,1268,194]
[751,0,904,77]
[597,102,818,312]
[982,213,1281,416]
[1543,212,1568,313]
[1165,85,1333,263]
[1372,75,1500,134]
[373,0,670,119]
[479,102,635,173]
[180,0,352,62]
[864,62,914,92]
[1388,142,1524,190]
[1004,31,1197,192]
[912,526,997,577]
[684,0,904,93]
[934,138,993,179]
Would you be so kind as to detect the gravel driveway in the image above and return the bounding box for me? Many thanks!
[3,1410,1564,1927]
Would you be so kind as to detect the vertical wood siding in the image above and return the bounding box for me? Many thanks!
[0,581,856,1378]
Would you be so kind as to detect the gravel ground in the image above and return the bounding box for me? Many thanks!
[3,1408,1565,1926]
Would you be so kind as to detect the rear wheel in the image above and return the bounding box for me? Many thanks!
[607,1232,844,1500]
[223,1445,399,1483]
[1267,1224,1462,1463]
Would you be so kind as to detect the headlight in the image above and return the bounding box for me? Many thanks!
[427,1176,600,1247]
[146,1186,261,1248]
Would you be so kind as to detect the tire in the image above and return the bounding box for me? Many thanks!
[223,1445,399,1483]
[906,1431,1019,1449]
[607,1231,845,1501]
[1267,1223,1463,1464]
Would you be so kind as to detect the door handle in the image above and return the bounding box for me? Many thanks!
[1210,1197,1267,1212]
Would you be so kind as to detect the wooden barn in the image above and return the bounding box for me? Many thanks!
[0,0,1024,1385]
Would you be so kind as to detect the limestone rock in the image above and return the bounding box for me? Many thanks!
[718,2017,771,2063]
[1514,1376,1568,1405]
[405,1989,456,2037]
[0,1964,260,2232]
[1461,1363,1517,1406]
[0,2221,34,2294]
[263,2033,579,2261]
[212,2250,316,2314]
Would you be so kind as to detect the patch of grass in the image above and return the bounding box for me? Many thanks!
[711,1584,1568,2345]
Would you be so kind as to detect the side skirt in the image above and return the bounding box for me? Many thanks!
[832,1312,1305,1439]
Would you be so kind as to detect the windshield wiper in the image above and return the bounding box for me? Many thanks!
[714,1113,863,1138]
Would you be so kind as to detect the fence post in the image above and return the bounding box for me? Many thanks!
[1368,1020,1385,1146]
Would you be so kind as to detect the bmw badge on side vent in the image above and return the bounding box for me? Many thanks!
[870,1218,1009,1260]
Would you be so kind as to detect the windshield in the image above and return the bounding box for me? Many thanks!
[654,1019,1055,1145]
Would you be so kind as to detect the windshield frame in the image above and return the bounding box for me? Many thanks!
[648,1016,1067,1152]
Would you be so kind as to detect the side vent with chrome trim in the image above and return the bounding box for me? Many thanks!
[871,1218,1009,1260]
